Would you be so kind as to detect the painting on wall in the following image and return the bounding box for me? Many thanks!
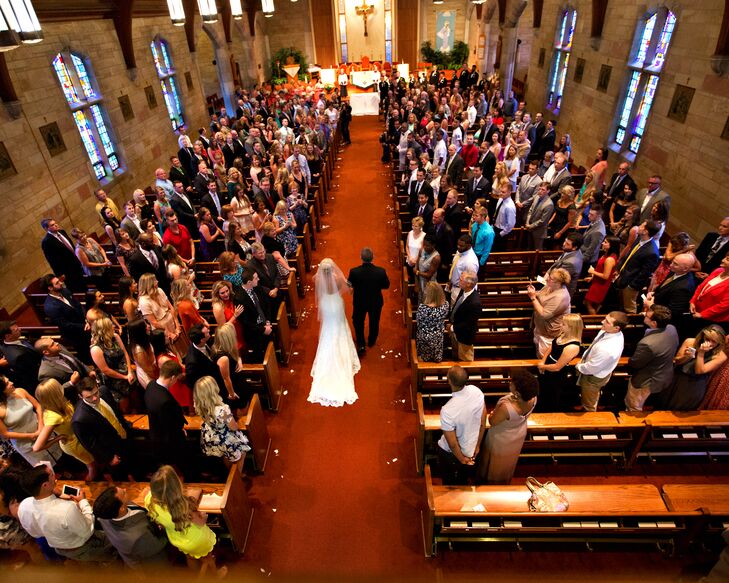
[39,122,67,157]
[597,64,612,93]
[667,84,695,124]
[144,85,157,109]
[574,58,585,83]
[0,142,17,181]
[435,11,456,52]
[538,48,546,68]
[118,95,134,121]
[185,71,193,90]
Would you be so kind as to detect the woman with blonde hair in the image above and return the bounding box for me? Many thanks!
[527,268,572,358]
[138,273,183,353]
[226,166,243,199]
[230,182,254,234]
[261,222,295,275]
[286,180,309,236]
[272,199,298,258]
[406,216,426,270]
[548,184,577,244]
[211,281,245,352]
[90,317,135,408]
[416,281,450,362]
[193,376,250,464]
[145,465,226,576]
[274,167,290,202]
[33,378,96,480]
[218,250,245,290]
[212,323,250,409]
[491,161,509,194]
[537,313,584,411]
[162,244,200,306]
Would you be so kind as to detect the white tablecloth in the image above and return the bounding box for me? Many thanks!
[349,92,380,116]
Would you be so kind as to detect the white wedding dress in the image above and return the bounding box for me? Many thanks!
[308,261,361,407]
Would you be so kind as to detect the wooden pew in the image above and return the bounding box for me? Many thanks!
[125,393,271,473]
[422,464,695,557]
[61,462,254,554]
[415,394,639,474]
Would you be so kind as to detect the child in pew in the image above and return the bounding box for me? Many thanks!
[145,465,227,577]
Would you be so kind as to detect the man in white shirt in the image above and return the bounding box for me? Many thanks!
[433,129,448,171]
[437,365,487,484]
[492,183,517,251]
[18,464,116,562]
[447,235,480,302]
[154,168,174,198]
[285,145,311,184]
[576,311,627,411]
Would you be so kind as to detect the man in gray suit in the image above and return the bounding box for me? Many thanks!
[625,305,679,411]
[547,232,583,297]
[580,205,606,272]
[525,181,555,250]
[635,175,671,222]
[35,337,90,396]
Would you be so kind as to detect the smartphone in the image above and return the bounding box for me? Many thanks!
[62,484,80,497]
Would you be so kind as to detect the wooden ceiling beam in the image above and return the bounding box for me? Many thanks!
[221,0,233,43]
[114,0,137,71]
[183,0,197,52]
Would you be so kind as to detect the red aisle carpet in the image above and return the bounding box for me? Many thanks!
[236,117,699,581]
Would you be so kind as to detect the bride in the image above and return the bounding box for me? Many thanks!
[308,258,361,407]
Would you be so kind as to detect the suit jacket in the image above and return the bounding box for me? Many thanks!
[200,191,229,222]
[691,267,729,322]
[169,165,191,189]
[443,203,465,233]
[525,195,555,241]
[234,286,273,349]
[0,340,42,393]
[445,154,465,186]
[71,386,130,465]
[695,233,729,275]
[539,128,556,156]
[411,203,434,230]
[98,506,168,568]
[44,290,86,342]
[549,250,583,297]
[38,346,89,391]
[177,146,197,179]
[629,325,679,393]
[348,263,390,311]
[450,289,481,346]
[222,144,236,169]
[464,175,489,207]
[429,222,456,269]
[635,188,671,222]
[615,239,660,291]
[120,216,141,240]
[605,172,637,199]
[549,168,573,195]
[581,219,606,265]
[528,121,544,146]
[193,172,213,199]
[653,272,696,325]
[184,343,225,390]
[144,380,187,450]
[126,248,169,293]
[479,150,497,184]
[41,231,85,291]
[408,180,434,208]
[248,255,281,296]
[168,193,198,236]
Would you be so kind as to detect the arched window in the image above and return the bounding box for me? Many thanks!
[612,8,677,156]
[150,37,185,131]
[546,7,577,112]
[52,51,121,181]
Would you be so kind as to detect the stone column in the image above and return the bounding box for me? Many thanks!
[215,42,237,114]
[499,23,519,94]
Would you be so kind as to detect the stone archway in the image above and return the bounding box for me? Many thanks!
[200,22,236,115]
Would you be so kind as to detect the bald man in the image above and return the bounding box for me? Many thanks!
[644,252,697,332]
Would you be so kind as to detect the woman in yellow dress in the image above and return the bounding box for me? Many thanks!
[145,465,226,576]
[32,379,96,480]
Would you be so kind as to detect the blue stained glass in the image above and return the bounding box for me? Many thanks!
[169,76,182,116]
[619,71,642,128]
[555,53,570,104]
[549,52,562,96]
[385,41,392,63]
[650,12,675,70]
[634,14,656,67]
[629,135,641,153]
[341,44,348,63]
[73,110,105,179]
[556,11,567,48]
[151,42,165,76]
[160,80,176,129]
[71,54,96,100]
[53,54,80,105]
[90,104,118,170]
[566,10,577,49]
[160,41,173,72]
[616,128,626,145]
[633,74,659,137]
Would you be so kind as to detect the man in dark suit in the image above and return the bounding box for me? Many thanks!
[35,336,89,398]
[644,252,697,333]
[528,112,544,154]
[169,181,198,237]
[444,144,465,187]
[605,161,637,201]
[443,190,465,233]
[200,181,228,225]
[144,360,188,472]
[539,120,556,157]
[258,176,280,213]
[429,209,456,282]
[464,164,489,208]
[411,193,434,230]
[695,216,729,279]
[235,270,275,361]
[625,305,679,411]
[192,161,214,200]
[177,135,198,179]
[408,168,434,208]
[477,142,496,186]
[428,66,439,87]
[169,156,193,191]
[184,324,225,389]
[72,377,133,478]
[248,243,283,311]
[614,220,662,313]
[468,65,479,89]
[0,320,42,393]
[126,234,169,294]
[41,274,91,363]
[40,218,86,292]
[477,114,499,147]
[448,270,481,361]
[348,248,390,354]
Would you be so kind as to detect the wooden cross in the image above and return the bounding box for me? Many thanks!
[355,0,374,36]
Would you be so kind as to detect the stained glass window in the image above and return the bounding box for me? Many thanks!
[53,51,122,182]
[546,8,577,112]
[384,0,393,63]
[151,37,185,131]
[612,9,676,155]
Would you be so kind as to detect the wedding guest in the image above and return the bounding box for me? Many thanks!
[689,255,729,334]
[527,268,572,358]
[171,279,207,334]
[476,368,538,484]
[197,207,225,261]
[416,282,450,363]
[138,273,182,350]
[537,314,583,412]
[584,236,620,314]
[71,229,112,290]
[406,216,426,272]
[90,317,134,409]
[415,235,441,300]
[212,323,251,408]
[151,330,193,413]
[127,319,158,388]
[700,349,729,409]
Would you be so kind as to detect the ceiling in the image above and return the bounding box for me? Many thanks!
[35,1,184,22]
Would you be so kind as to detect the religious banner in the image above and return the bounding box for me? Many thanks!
[435,11,455,52]
[282,64,301,81]
[320,68,337,86]
[351,70,379,89]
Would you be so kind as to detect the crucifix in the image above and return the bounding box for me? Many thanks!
[355,0,375,36]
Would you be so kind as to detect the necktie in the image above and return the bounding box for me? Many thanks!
[96,400,127,439]
[580,331,604,365]
[660,274,675,288]
[148,251,159,270]
[494,200,503,222]
[418,206,424,216]
[416,182,421,195]
[212,193,221,216]
[56,233,74,253]
[706,237,727,263]
[448,251,461,282]
[609,175,624,196]
[619,242,641,273]
[247,289,265,323]
[452,289,466,313]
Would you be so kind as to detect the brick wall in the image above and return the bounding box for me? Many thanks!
[0,16,208,313]
[523,0,729,240]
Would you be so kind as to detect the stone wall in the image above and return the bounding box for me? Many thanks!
[264,0,316,67]
[0,16,208,313]
[523,0,729,240]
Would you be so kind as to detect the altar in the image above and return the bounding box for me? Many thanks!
[349,92,380,116]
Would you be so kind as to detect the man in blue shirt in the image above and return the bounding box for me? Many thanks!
[470,207,494,279]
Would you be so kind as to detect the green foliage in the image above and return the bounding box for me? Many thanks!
[269,47,309,82]
[420,41,470,70]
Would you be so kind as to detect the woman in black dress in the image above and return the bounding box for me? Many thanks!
[536,314,584,411]
[212,322,252,411]
[548,185,577,246]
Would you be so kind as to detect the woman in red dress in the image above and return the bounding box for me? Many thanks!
[584,236,620,314]
[211,280,246,354]
[150,330,193,413]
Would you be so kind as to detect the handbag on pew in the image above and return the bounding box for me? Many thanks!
[526,477,569,512]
